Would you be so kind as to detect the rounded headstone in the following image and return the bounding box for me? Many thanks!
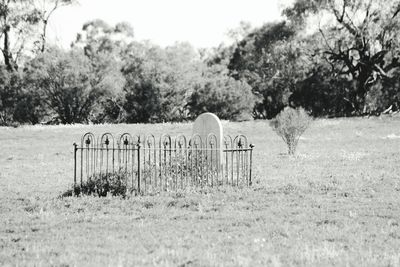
[193,113,223,168]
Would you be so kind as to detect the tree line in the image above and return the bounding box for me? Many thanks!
[1,0,400,125]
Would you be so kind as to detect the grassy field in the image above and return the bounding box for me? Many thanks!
[1,117,400,266]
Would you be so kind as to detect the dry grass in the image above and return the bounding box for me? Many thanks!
[1,117,400,266]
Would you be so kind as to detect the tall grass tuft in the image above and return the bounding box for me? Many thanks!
[270,107,312,155]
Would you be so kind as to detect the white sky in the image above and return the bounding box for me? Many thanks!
[48,0,292,49]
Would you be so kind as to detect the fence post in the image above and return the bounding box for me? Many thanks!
[249,144,255,186]
[73,143,78,188]
[137,139,141,194]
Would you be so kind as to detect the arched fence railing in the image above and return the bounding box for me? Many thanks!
[74,133,255,195]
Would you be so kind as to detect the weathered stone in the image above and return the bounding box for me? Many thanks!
[193,113,223,169]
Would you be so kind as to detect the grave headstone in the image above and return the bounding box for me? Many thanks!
[193,112,223,169]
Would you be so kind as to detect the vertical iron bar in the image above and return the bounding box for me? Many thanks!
[210,147,213,187]
[169,146,173,190]
[164,146,167,190]
[117,142,120,172]
[73,143,77,188]
[119,142,122,172]
[159,144,162,192]
[241,148,244,186]
[93,143,96,178]
[148,145,151,191]
[185,146,188,189]
[154,145,157,191]
[106,145,109,174]
[206,146,209,187]
[190,146,193,187]
[173,148,177,190]
[176,144,179,190]
[225,150,228,185]
[195,145,198,187]
[180,148,183,190]
[243,148,249,186]
[231,150,234,185]
[86,145,89,178]
[137,141,141,194]
[143,145,147,193]
[149,145,152,190]
[80,144,83,186]
[249,144,254,186]
[216,148,219,187]
[111,146,114,173]
[236,150,239,186]
[100,145,103,177]
[131,146,135,191]
[125,145,128,173]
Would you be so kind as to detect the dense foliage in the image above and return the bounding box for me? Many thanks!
[1,0,400,125]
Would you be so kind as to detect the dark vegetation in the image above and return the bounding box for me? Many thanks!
[71,172,129,197]
[1,0,400,126]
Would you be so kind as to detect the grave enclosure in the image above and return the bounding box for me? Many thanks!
[73,113,255,195]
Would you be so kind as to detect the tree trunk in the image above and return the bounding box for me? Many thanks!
[2,25,15,71]
[41,21,47,53]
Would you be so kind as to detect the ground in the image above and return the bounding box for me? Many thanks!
[0,117,400,266]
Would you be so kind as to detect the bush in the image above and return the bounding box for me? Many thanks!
[290,68,355,117]
[187,66,256,121]
[24,48,107,124]
[0,68,22,126]
[270,107,311,155]
[73,172,129,197]
[123,78,161,123]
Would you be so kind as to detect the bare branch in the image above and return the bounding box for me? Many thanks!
[318,26,334,53]
[364,0,373,23]
[393,2,400,18]
[343,10,359,36]
[343,97,357,111]
[373,64,389,78]
[384,57,400,72]
[329,0,346,23]
[38,0,74,52]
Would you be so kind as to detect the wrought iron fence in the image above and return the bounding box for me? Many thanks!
[74,132,255,194]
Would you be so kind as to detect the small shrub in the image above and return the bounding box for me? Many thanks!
[270,107,312,155]
[73,171,128,197]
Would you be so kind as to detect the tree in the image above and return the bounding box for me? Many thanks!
[284,0,400,114]
[35,0,75,53]
[226,21,312,119]
[290,65,354,117]
[121,42,163,123]
[72,19,129,122]
[0,0,74,70]
[228,21,296,78]
[0,65,46,125]
[287,32,357,117]
[226,21,253,44]
[123,78,161,123]
[122,41,203,122]
[0,66,20,124]
[73,19,134,58]
[24,48,106,124]
[187,64,255,121]
[0,0,39,70]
